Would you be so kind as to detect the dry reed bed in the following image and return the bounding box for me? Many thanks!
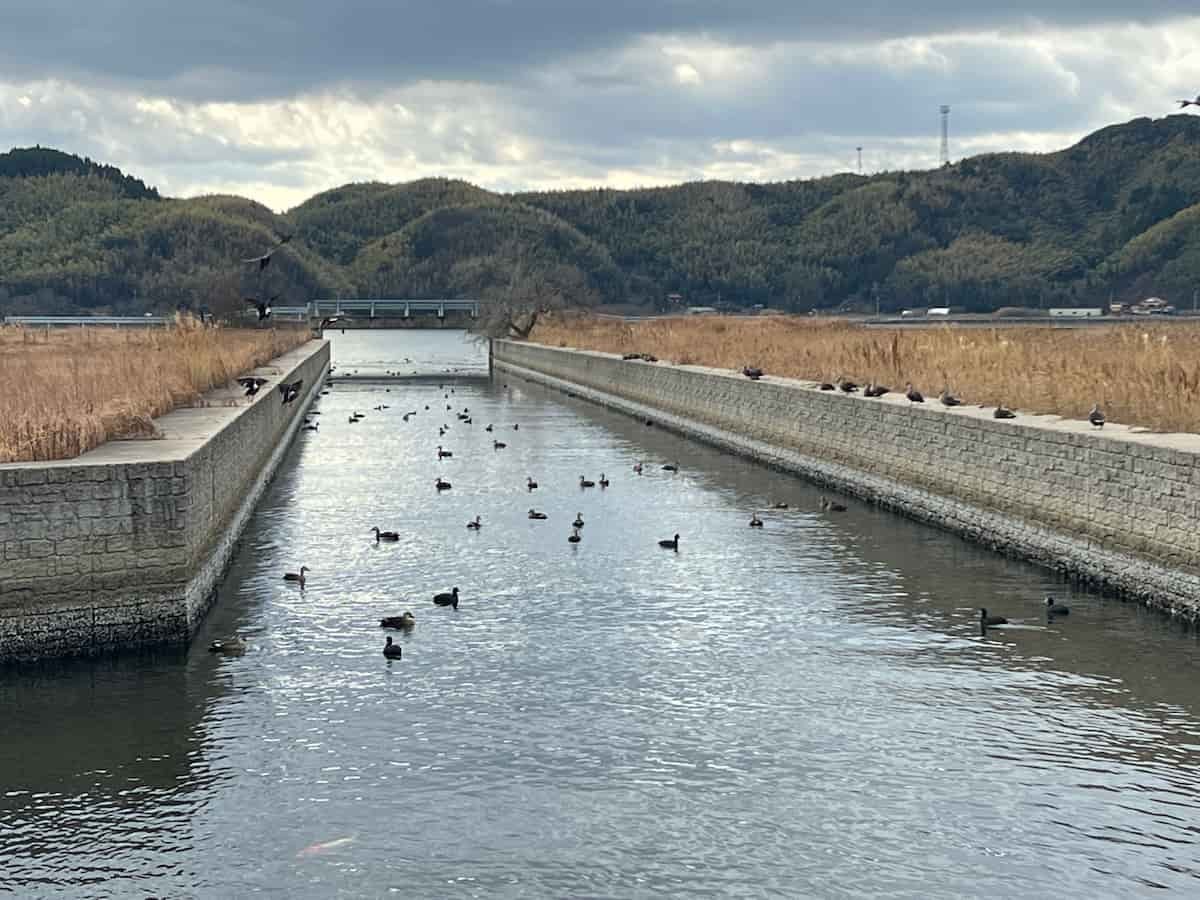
[0,322,310,463]
[529,315,1200,435]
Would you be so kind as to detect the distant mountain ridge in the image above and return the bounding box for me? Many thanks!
[3,116,1200,317]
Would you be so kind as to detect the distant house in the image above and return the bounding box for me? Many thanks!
[927,307,950,316]
[1049,308,1103,318]
[686,306,719,315]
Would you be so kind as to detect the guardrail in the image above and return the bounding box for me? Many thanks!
[3,316,173,327]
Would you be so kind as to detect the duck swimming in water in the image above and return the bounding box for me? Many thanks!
[749,513,763,527]
[383,636,403,659]
[380,612,416,630]
[572,512,584,528]
[980,608,1008,628]
[283,566,309,583]
[437,445,453,459]
[372,527,400,542]
[658,534,680,551]
[1045,596,1070,616]
[528,509,548,520]
[820,496,847,512]
[208,636,247,655]
[599,473,609,488]
[662,463,678,473]
[527,477,538,491]
[568,527,582,544]
[467,516,482,530]
[433,587,460,609]
[579,476,596,488]
[435,478,452,491]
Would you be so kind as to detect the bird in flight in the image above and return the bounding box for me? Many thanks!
[243,234,292,269]
[1178,95,1200,109]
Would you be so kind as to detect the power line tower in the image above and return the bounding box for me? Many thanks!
[939,105,951,166]
[856,146,863,174]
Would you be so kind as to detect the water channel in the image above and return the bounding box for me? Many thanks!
[3,330,1200,897]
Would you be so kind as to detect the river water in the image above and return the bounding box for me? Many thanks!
[3,330,1200,898]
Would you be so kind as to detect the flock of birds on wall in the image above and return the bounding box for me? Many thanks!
[741,368,1106,428]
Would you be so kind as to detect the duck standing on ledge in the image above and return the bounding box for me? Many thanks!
[994,404,1017,420]
[743,366,764,380]
[904,383,924,404]
[433,587,460,609]
[1089,403,1106,428]
[939,388,963,407]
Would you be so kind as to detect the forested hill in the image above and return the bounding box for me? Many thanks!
[3,115,1200,317]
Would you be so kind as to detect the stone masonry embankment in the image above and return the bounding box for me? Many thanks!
[494,339,1200,619]
[0,339,329,662]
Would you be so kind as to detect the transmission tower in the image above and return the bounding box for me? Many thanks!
[856,146,863,174]
[939,105,951,166]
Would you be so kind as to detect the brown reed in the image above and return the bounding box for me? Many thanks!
[0,320,310,463]
[529,314,1200,434]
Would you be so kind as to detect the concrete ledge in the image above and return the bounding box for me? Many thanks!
[0,340,330,662]
[494,340,1200,621]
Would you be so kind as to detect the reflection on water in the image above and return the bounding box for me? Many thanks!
[3,330,1200,898]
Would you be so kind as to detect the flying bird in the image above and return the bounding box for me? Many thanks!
[244,296,275,321]
[1178,95,1200,109]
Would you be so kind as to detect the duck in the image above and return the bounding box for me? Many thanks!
[372,527,400,542]
[939,387,963,407]
[772,502,789,510]
[1045,596,1070,616]
[528,509,548,520]
[283,566,309,582]
[633,462,643,475]
[993,404,1017,420]
[742,365,764,380]
[904,383,925,404]
[749,513,763,527]
[486,424,494,432]
[435,478,452,491]
[599,473,610,488]
[820,496,847,512]
[433,587,460,609]
[380,612,416,630]
[572,512,585,528]
[837,375,859,394]
[383,636,403,659]
[467,516,482,530]
[527,477,539,491]
[662,463,678,473]
[864,381,891,398]
[980,608,1008,628]
[303,422,319,432]
[818,378,836,391]
[493,440,507,450]
[437,445,453,459]
[658,534,680,551]
[208,636,247,655]
[1089,403,1106,428]
[438,427,446,437]
[568,527,582,544]
[580,475,596,488]
[514,424,519,431]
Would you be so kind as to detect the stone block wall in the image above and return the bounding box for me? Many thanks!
[0,340,329,662]
[494,340,1200,618]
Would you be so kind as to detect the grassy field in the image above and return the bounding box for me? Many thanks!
[0,321,310,463]
[529,315,1200,434]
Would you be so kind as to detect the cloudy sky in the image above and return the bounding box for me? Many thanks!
[1,2,1199,210]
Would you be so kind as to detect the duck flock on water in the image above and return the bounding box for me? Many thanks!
[211,359,1080,657]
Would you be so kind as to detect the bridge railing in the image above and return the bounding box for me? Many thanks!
[309,299,480,318]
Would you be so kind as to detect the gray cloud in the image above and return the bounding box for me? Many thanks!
[0,1,1197,100]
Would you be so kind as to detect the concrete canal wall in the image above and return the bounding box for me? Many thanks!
[0,340,330,663]
[494,339,1200,619]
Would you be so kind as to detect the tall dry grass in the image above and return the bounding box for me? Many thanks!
[529,314,1200,434]
[0,320,310,463]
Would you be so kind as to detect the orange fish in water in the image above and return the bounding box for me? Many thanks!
[297,836,356,858]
